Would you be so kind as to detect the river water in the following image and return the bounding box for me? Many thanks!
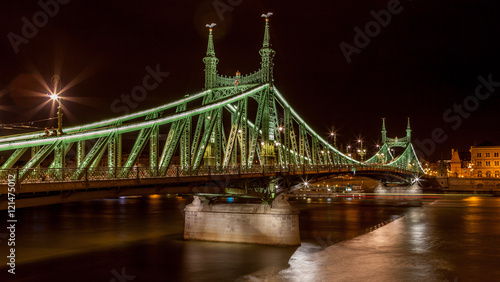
[1,195,500,281]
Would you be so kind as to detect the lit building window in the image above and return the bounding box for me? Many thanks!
[477,161,482,166]
[495,161,499,166]
[477,153,482,157]
[495,152,499,157]
[478,171,483,177]
[495,171,500,177]
[486,171,491,178]
[486,161,491,166]
[486,153,490,157]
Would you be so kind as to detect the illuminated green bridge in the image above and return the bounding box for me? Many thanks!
[0,17,423,209]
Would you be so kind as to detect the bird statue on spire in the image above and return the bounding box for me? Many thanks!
[261,12,273,18]
[206,23,216,29]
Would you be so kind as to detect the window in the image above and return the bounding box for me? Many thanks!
[495,171,500,178]
[477,171,483,177]
[495,152,499,157]
[486,161,491,166]
[477,153,482,157]
[477,161,482,166]
[495,161,499,166]
[486,171,491,177]
[486,153,490,157]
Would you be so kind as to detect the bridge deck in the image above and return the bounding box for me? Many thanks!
[1,164,415,195]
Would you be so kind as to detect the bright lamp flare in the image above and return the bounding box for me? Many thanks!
[49,93,59,101]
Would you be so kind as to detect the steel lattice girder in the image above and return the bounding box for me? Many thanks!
[0,85,268,152]
[385,143,424,174]
[192,109,220,168]
[49,142,73,169]
[215,108,224,168]
[180,116,191,168]
[108,132,122,176]
[247,92,266,167]
[159,119,186,174]
[18,141,61,182]
[1,148,28,170]
[71,136,111,180]
[223,100,244,168]
[0,83,424,177]
[365,143,394,164]
[0,85,259,147]
[121,127,155,177]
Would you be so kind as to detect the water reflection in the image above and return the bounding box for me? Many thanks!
[405,207,427,256]
[2,196,500,281]
[463,196,483,207]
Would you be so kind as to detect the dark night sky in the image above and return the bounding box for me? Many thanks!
[1,0,500,161]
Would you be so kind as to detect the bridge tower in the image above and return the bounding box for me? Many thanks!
[202,25,220,166]
[381,118,387,144]
[260,15,277,165]
[203,25,219,90]
[367,118,423,173]
[406,117,411,140]
[259,16,275,85]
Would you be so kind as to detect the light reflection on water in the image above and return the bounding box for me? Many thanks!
[1,196,499,281]
[267,196,500,282]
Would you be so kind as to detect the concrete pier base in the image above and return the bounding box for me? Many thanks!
[374,181,423,194]
[374,181,387,193]
[184,195,300,246]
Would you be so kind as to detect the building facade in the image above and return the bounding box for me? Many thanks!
[450,149,471,178]
[470,142,500,178]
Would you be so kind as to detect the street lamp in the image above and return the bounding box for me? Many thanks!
[357,139,366,161]
[329,131,337,148]
[48,75,63,135]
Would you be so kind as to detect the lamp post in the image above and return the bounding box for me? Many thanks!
[49,75,63,135]
[357,139,366,161]
[330,132,337,148]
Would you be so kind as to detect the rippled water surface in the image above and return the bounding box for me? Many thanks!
[1,195,499,281]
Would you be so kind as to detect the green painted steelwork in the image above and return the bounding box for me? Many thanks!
[0,15,424,187]
[19,141,61,182]
[1,148,28,170]
[70,136,110,180]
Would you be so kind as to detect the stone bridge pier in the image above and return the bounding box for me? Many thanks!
[184,195,300,245]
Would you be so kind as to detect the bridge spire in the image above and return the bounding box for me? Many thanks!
[381,118,387,143]
[406,117,412,140]
[259,13,276,84]
[203,23,219,89]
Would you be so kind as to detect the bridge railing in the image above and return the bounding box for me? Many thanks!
[0,164,418,186]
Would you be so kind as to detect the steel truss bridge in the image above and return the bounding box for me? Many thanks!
[0,16,424,208]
